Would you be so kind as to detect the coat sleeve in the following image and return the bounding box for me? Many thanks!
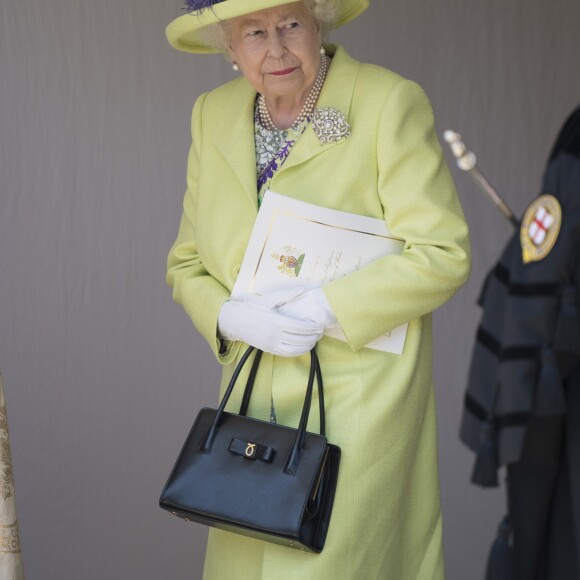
[166,94,240,364]
[323,79,471,351]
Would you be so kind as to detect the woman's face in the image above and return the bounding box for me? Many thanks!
[227,2,322,103]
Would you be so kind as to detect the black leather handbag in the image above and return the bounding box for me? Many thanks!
[159,346,341,553]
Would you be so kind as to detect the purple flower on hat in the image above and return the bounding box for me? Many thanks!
[183,0,224,12]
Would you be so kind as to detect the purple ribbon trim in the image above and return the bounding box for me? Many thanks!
[183,0,225,12]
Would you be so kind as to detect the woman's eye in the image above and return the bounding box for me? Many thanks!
[246,29,263,37]
[283,22,300,30]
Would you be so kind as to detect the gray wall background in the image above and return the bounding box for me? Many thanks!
[1,1,579,578]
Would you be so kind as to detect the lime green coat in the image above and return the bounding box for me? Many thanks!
[167,45,470,580]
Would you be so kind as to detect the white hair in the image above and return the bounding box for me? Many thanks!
[198,0,340,54]
[304,0,340,29]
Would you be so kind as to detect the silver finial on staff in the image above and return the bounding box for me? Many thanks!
[444,130,519,228]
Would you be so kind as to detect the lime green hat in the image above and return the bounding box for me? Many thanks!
[166,0,369,54]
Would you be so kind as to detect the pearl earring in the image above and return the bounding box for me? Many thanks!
[232,63,239,72]
[320,46,326,55]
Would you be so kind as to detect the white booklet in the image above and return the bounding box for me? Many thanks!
[231,190,408,354]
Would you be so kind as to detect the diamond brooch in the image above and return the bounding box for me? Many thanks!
[312,108,351,145]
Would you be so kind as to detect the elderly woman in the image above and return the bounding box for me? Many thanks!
[165,0,470,578]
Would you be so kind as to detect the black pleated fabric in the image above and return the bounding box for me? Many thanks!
[461,105,580,577]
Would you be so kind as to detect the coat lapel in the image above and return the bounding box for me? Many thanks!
[210,46,361,207]
[212,79,259,210]
[278,45,361,174]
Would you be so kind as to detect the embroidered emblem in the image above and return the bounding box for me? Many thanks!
[312,108,351,144]
[520,194,562,264]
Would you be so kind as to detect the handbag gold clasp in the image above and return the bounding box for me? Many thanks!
[245,442,257,458]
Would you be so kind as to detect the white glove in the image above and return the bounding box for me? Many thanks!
[218,291,324,357]
[278,288,338,329]
[243,287,305,310]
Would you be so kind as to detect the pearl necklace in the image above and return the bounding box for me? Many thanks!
[258,56,328,132]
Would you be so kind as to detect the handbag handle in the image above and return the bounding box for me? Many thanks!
[238,349,263,417]
[201,346,325,476]
[238,350,326,437]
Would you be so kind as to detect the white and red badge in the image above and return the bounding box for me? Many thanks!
[520,194,562,264]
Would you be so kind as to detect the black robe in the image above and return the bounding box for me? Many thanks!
[460,106,580,579]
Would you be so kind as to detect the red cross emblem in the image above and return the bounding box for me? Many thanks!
[528,206,554,246]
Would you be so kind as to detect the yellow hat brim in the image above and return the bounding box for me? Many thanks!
[166,0,369,54]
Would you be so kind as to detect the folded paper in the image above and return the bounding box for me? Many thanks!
[232,190,408,354]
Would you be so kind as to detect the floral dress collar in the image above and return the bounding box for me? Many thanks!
[254,101,310,206]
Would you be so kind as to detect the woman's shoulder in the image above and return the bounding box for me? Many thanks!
[351,63,430,116]
[355,63,410,101]
[332,45,426,106]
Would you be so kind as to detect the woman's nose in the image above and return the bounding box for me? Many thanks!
[266,31,286,59]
